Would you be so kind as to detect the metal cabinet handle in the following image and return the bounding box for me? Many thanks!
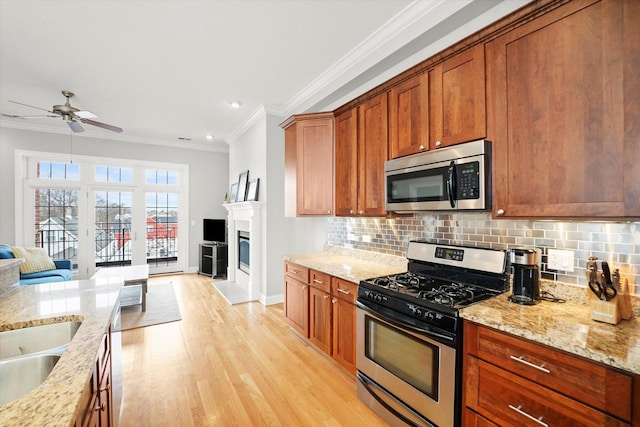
[419,144,425,150]
[358,210,364,214]
[337,288,351,295]
[435,141,441,147]
[290,269,299,274]
[332,298,337,304]
[327,210,331,214]
[350,210,354,214]
[303,285,308,290]
[313,279,325,285]
[496,209,505,216]
[323,294,330,300]
[508,405,548,427]
[509,355,550,373]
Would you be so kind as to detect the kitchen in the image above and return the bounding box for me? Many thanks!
[1,0,640,426]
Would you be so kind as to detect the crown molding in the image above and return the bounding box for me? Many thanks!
[0,119,229,153]
[226,104,285,145]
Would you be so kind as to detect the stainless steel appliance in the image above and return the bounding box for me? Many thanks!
[385,139,491,212]
[508,248,541,305]
[356,241,508,427]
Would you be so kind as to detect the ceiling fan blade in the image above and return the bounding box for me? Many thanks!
[74,110,98,119]
[9,100,55,113]
[81,118,123,133]
[67,120,85,133]
[2,113,59,119]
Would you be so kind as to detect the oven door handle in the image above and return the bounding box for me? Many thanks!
[357,301,455,344]
[357,372,434,427]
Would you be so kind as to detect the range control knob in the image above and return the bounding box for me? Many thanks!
[407,304,422,317]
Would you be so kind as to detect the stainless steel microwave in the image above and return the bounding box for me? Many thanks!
[385,139,491,212]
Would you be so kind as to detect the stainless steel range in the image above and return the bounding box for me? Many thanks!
[356,241,508,427]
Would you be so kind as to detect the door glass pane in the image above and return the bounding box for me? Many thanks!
[33,188,79,272]
[95,166,133,183]
[146,192,178,268]
[37,162,80,180]
[94,191,133,267]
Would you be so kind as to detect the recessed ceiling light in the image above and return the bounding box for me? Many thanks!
[206,134,214,140]
[230,101,241,109]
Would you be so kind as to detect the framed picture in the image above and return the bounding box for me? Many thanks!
[229,183,238,204]
[235,170,249,202]
[246,178,260,201]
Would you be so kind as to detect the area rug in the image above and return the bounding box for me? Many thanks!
[120,282,182,331]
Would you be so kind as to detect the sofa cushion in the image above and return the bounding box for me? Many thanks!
[20,272,71,285]
[21,268,73,281]
[11,246,56,275]
[0,245,15,259]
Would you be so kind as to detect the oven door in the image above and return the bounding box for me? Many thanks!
[356,304,456,427]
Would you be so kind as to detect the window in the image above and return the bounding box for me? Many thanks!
[96,166,133,183]
[146,169,178,185]
[33,188,79,264]
[37,162,80,180]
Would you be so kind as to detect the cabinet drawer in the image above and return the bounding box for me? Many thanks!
[466,356,629,427]
[465,322,632,421]
[331,277,357,304]
[284,262,309,283]
[309,270,331,292]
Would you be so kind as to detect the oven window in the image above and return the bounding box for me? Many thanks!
[365,316,439,400]
[388,167,447,203]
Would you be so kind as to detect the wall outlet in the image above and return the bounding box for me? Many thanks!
[361,235,371,243]
[347,233,359,241]
[547,249,575,272]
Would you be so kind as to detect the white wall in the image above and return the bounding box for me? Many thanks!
[229,110,326,304]
[0,127,228,270]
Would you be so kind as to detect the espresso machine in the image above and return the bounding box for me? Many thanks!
[508,248,541,305]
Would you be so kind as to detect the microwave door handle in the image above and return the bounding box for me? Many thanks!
[447,160,457,208]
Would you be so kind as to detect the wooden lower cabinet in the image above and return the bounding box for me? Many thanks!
[284,261,358,374]
[75,331,113,427]
[309,286,332,354]
[463,321,634,426]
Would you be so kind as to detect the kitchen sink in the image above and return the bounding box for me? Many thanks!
[0,321,82,360]
[0,353,61,406]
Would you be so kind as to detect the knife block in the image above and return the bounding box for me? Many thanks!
[588,294,621,324]
[618,278,634,320]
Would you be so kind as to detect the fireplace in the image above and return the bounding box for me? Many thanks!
[238,231,250,274]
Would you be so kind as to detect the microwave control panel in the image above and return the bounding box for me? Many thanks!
[457,161,480,199]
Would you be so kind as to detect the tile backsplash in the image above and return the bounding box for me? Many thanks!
[326,212,639,295]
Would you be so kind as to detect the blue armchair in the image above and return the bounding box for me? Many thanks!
[0,245,73,285]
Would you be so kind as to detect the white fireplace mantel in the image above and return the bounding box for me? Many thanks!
[216,201,263,304]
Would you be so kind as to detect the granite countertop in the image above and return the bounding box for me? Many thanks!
[283,245,407,284]
[460,293,640,375]
[284,247,639,376]
[0,278,122,426]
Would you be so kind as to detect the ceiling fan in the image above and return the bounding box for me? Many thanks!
[2,90,123,133]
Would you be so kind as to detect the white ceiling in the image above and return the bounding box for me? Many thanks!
[0,0,529,152]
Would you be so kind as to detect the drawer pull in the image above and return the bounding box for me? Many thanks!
[323,294,330,300]
[337,288,351,295]
[509,355,550,373]
[313,279,325,285]
[508,405,548,427]
[290,269,299,274]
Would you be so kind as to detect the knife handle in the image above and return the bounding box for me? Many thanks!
[612,269,621,292]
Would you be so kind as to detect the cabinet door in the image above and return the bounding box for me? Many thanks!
[358,93,389,216]
[334,108,358,216]
[389,72,428,158]
[309,287,332,355]
[487,0,640,218]
[297,117,335,215]
[284,276,309,337]
[98,358,112,427]
[332,297,356,374]
[430,44,486,148]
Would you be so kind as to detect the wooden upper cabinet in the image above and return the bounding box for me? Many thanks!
[430,44,486,149]
[334,93,388,217]
[334,108,358,216]
[389,72,428,158]
[358,93,388,216]
[282,113,334,216]
[487,0,640,219]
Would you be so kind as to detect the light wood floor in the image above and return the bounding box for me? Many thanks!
[119,273,389,427]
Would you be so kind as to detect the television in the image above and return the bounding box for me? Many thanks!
[203,219,226,243]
